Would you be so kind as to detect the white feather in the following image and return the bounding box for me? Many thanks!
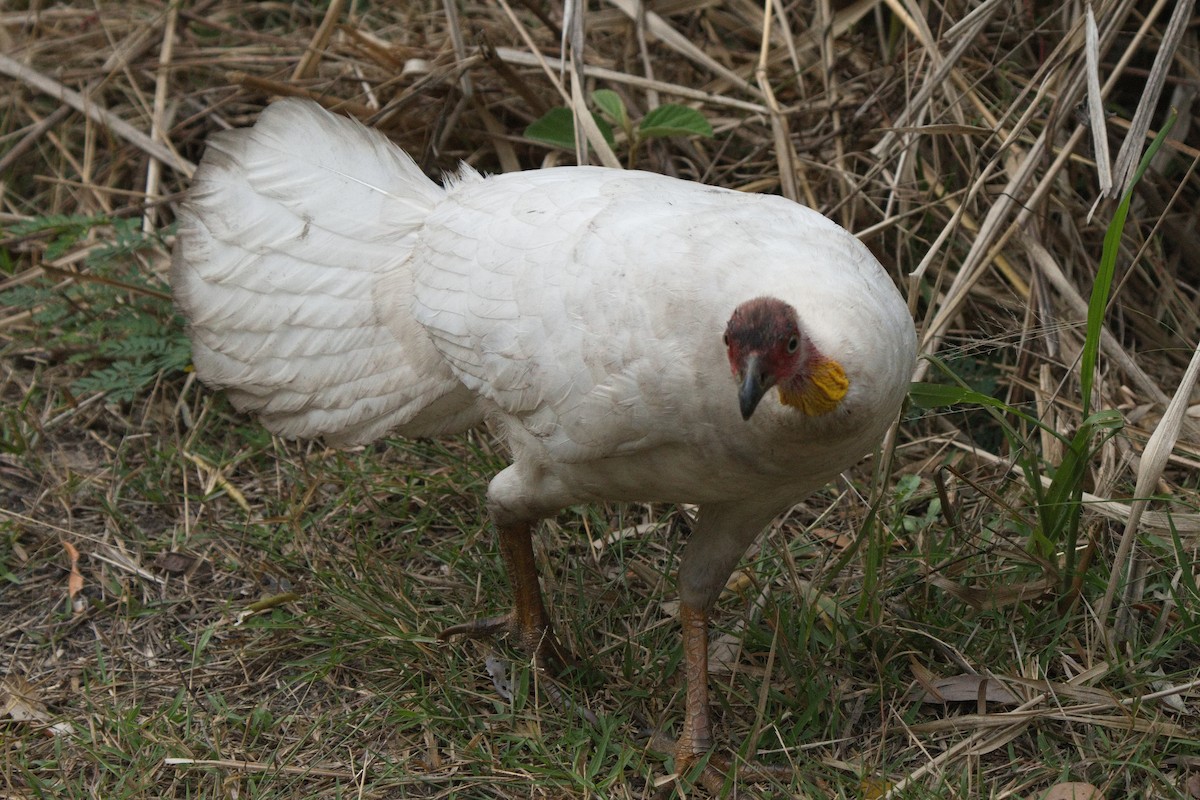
[172,100,480,444]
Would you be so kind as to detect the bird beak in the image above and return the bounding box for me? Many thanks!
[738,354,770,420]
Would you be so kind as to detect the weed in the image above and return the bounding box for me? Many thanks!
[525,90,713,168]
[1,216,188,404]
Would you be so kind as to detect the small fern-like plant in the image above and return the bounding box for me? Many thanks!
[1,215,190,405]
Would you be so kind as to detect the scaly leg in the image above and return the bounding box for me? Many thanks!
[666,602,794,794]
[660,502,797,789]
[677,602,713,759]
[440,519,573,672]
[669,602,729,793]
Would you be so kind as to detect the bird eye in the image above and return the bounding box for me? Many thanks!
[786,336,799,353]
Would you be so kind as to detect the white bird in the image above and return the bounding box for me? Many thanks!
[172,98,917,775]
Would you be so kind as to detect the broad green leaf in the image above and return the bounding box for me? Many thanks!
[592,90,629,130]
[638,105,713,139]
[524,108,615,150]
[524,108,577,150]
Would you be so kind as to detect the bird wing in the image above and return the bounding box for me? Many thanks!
[411,168,783,463]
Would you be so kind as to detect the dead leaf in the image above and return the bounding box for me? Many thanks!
[154,550,213,583]
[909,658,943,701]
[2,673,50,724]
[723,568,755,597]
[1032,783,1103,800]
[155,551,198,575]
[812,527,855,550]
[927,572,1056,610]
[861,776,893,799]
[423,724,442,770]
[1148,669,1189,714]
[624,559,663,589]
[1185,772,1200,799]
[485,656,512,700]
[61,540,83,613]
[1,672,70,735]
[707,631,742,674]
[912,674,1019,705]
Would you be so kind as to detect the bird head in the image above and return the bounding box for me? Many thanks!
[723,297,850,421]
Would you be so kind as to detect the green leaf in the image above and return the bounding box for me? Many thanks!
[909,379,1050,438]
[907,381,998,410]
[1080,109,1176,415]
[1037,410,1122,556]
[637,105,713,139]
[592,90,629,130]
[524,108,576,150]
[524,107,614,150]
[1169,521,1200,621]
[1066,111,1172,584]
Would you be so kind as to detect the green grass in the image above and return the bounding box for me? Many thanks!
[3,391,1198,797]
[4,317,1198,798]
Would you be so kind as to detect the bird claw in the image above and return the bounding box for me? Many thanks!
[663,752,793,797]
[440,611,574,674]
[644,732,792,797]
[668,750,729,796]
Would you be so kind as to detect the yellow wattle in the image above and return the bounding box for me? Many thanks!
[778,358,849,416]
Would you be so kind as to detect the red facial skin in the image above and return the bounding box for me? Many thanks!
[723,297,808,420]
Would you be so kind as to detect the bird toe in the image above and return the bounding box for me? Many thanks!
[440,611,574,674]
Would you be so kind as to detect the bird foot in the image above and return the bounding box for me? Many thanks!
[645,733,792,797]
[667,750,729,796]
[440,611,574,674]
[441,612,604,727]
[673,752,793,793]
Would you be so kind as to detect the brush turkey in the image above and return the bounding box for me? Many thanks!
[172,99,917,775]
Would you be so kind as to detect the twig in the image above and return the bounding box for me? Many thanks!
[605,0,761,99]
[163,758,354,778]
[755,0,797,201]
[292,0,347,81]
[493,48,769,114]
[0,104,71,175]
[226,71,379,120]
[143,1,179,231]
[0,52,195,178]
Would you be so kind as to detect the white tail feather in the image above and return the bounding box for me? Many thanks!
[172,100,482,445]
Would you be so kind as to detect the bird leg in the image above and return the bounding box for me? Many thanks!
[664,601,730,793]
[665,601,794,793]
[440,519,573,672]
[677,602,713,760]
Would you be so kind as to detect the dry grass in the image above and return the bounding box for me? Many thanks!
[2,1,1199,798]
